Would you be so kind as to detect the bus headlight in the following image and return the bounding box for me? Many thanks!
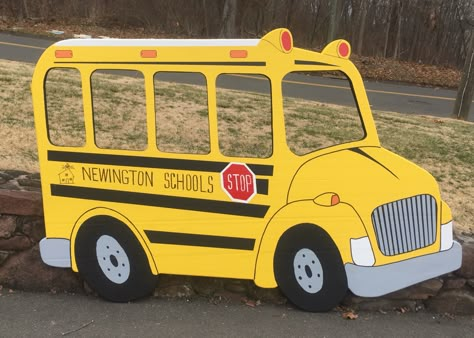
[440,221,454,251]
[350,236,375,266]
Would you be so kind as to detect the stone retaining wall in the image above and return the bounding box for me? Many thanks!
[0,170,473,314]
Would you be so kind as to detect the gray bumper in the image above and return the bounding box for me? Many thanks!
[345,241,462,297]
[39,238,71,268]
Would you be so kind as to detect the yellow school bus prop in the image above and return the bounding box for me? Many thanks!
[32,29,462,312]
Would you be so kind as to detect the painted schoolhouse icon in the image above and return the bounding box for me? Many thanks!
[58,164,75,184]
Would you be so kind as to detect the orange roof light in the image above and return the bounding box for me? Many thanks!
[331,193,340,206]
[55,50,73,58]
[141,50,157,58]
[230,50,248,58]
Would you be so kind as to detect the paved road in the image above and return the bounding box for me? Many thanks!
[0,291,472,337]
[1,31,473,122]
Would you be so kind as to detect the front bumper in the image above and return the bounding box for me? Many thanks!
[345,241,462,297]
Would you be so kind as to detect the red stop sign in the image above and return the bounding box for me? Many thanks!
[220,162,257,203]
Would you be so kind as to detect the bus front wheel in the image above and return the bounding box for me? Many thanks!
[274,224,348,312]
[75,216,156,302]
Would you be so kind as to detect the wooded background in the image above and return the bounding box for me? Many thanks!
[1,0,473,67]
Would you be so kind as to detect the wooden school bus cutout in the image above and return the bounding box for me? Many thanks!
[32,29,462,312]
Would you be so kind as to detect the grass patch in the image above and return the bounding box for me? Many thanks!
[0,59,473,235]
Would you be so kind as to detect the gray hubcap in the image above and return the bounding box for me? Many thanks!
[293,248,323,293]
[96,235,130,284]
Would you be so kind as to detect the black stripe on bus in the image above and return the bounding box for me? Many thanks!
[54,61,266,67]
[256,179,269,195]
[48,150,274,176]
[349,148,399,179]
[51,184,270,218]
[144,230,255,250]
[294,60,335,66]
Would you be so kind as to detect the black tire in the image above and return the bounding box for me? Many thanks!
[75,216,156,302]
[274,224,347,312]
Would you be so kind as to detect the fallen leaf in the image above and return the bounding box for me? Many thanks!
[396,307,409,314]
[244,299,256,308]
[443,312,455,320]
[342,311,358,320]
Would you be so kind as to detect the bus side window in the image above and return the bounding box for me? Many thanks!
[91,70,147,151]
[154,72,210,154]
[283,71,365,155]
[216,74,272,158]
[45,68,85,147]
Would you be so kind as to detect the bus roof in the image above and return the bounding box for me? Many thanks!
[43,29,352,64]
[54,38,260,48]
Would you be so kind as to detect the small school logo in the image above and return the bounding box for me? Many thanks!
[58,163,75,185]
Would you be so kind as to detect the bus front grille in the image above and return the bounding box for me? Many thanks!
[371,194,437,256]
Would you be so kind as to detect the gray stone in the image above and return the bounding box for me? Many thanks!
[467,279,474,289]
[0,172,14,181]
[426,289,474,315]
[456,241,474,279]
[0,250,10,265]
[246,284,287,305]
[154,284,194,299]
[0,245,82,292]
[224,279,248,294]
[153,275,194,298]
[211,289,246,304]
[0,235,32,251]
[384,278,443,300]
[444,277,467,290]
[0,190,43,216]
[0,215,17,238]
[2,170,29,178]
[18,217,45,243]
[83,281,96,295]
[157,274,189,287]
[17,178,41,189]
[28,173,40,180]
[0,181,20,191]
[190,276,224,296]
[344,294,417,312]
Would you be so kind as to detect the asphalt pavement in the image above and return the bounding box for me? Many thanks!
[0,291,473,337]
[1,31,473,122]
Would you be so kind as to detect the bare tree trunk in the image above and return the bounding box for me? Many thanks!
[327,0,339,43]
[202,0,209,37]
[356,0,368,55]
[453,32,474,120]
[383,1,393,58]
[21,0,29,19]
[392,0,402,59]
[285,0,296,28]
[219,0,237,38]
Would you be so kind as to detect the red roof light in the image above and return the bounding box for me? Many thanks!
[338,42,350,58]
[281,31,293,53]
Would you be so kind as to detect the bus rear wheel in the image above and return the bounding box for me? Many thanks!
[274,224,348,312]
[75,216,156,302]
